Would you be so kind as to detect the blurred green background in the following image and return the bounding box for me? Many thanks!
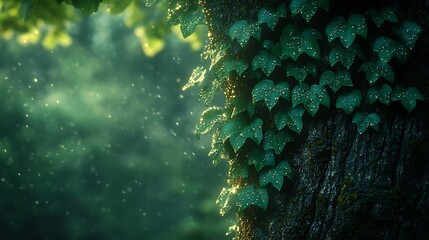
[0,8,234,240]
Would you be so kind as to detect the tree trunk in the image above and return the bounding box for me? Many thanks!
[202,0,429,239]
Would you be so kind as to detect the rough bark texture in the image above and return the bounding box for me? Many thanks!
[202,0,429,239]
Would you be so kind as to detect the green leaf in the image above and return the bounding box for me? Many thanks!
[291,83,309,107]
[179,6,205,38]
[252,50,281,76]
[373,37,410,64]
[212,56,248,80]
[336,90,362,114]
[257,4,287,30]
[366,6,398,27]
[292,83,331,116]
[319,70,353,93]
[285,60,317,84]
[274,106,305,133]
[259,161,293,191]
[280,24,322,61]
[329,43,364,69]
[305,84,330,116]
[183,66,206,91]
[326,14,367,48]
[236,185,269,211]
[290,0,329,22]
[198,76,222,105]
[263,130,294,155]
[222,118,264,152]
[252,80,290,111]
[103,0,132,14]
[352,112,381,134]
[209,129,227,165]
[358,61,394,85]
[248,148,275,172]
[71,0,101,14]
[229,20,261,47]
[367,84,392,105]
[391,86,425,112]
[195,107,227,139]
[393,21,422,49]
[230,161,249,179]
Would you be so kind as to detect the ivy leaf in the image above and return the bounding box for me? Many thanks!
[209,129,228,165]
[358,61,394,85]
[263,130,294,155]
[336,90,362,114]
[290,0,329,22]
[236,185,269,211]
[252,80,290,111]
[230,161,249,179]
[258,4,287,30]
[326,14,367,48]
[305,84,330,116]
[223,118,263,152]
[280,24,322,61]
[248,148,275,172]
[366,6,398,27]
[274,106,305,133]
[229,20,261,47]
[391,86,425,112]
[259,161,293,191]
[291,83,310,107]
[195,107,227,139]
[367,84,392,105]
[328,43,364,69]
[179,6,205,38]
[183,66,206,91]
[285,60,317,84]
[373,37,410,64]
[352,112,381,134]
[393,21,422,49]
[252,50,281,76]
[212,56,248,80]
[319,70,353,93]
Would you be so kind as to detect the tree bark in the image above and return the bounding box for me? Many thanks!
[202,0,429,239]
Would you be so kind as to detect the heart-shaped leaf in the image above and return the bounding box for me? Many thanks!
[212,56,248,80]
[366,6,398,27]
[179,6,205,38]
[252,80,290,111]
[319,70,353,93]
[247,148,275,172]
[290,0,329,22]
[292,83,310,107]
[280,24,322,61]
[352,112,381,134]
[229,20,261,47]
[196,107,227,139]
[393,21,422,49]
[391,85,424,112]
[336,89,362,114]
[326,14,367,48]
[305,84,330,116]
[221,117,263,152]
[229,96,256,118]
[367,84,392,105]
[285,61,317,83]
[235,185,269,211]
[329,43,364,69]
[263,130,294,155]
[373,37,410,64]
[274,106,305,133]
[257,3,287,30]
[252,50,281,76]
[358,61,394,85]
[259,161,293,191]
